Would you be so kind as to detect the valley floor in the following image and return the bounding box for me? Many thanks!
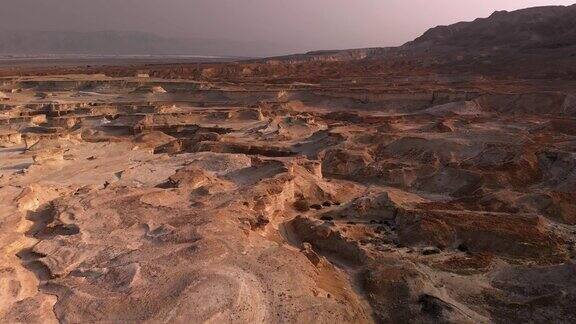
[1,72,575,323]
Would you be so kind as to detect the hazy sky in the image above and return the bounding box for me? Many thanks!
[1,0,574,53]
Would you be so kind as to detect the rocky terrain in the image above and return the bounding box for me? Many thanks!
[1,4,576,324]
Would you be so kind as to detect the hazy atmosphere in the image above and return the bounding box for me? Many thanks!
[0,0,574,56]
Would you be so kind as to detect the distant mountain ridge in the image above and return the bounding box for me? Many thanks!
[261,4,576,64]
[2,4,576,76]
[0,30,284,57]
[404,4,576,51]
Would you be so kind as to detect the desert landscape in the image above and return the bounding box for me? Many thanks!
[1,3,576,324]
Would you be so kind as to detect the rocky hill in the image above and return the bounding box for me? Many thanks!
[405,5,576,51]
[261,4,576,79]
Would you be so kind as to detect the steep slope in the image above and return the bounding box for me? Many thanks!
[405,5,576,51]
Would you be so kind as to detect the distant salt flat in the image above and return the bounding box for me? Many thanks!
[0,54,237,60]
